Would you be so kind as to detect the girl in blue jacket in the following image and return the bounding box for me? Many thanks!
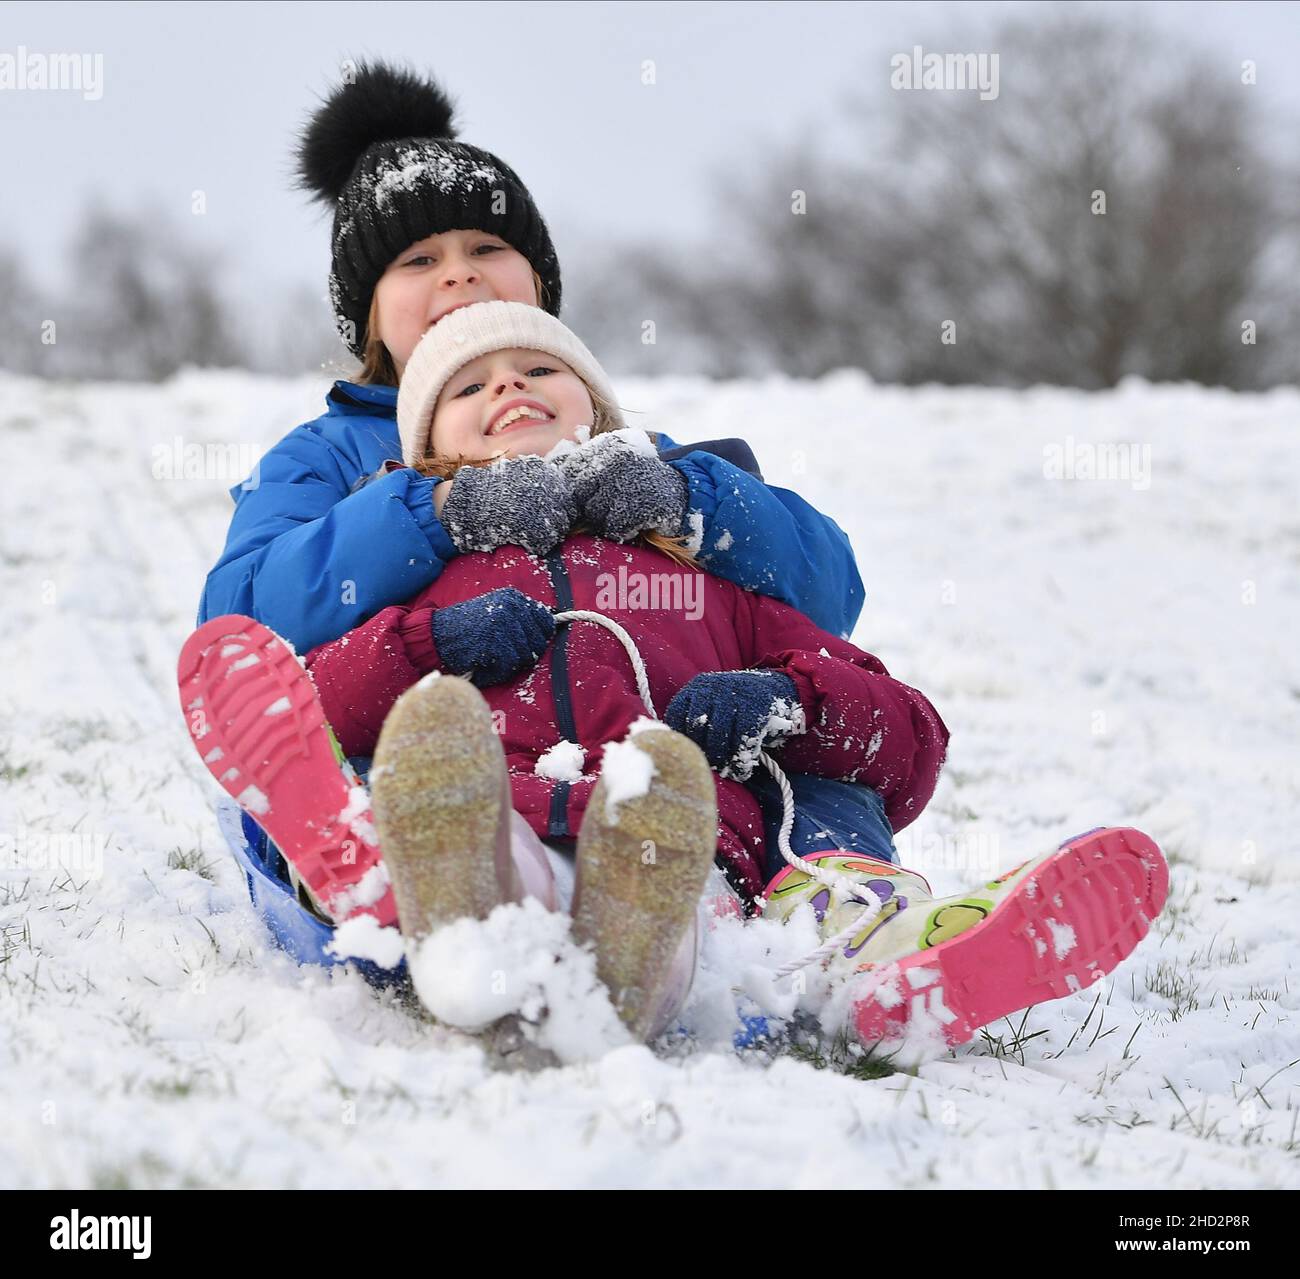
[197,59,895,943]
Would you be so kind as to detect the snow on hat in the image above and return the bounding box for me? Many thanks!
[396,300,627,466]
[294,59,562,359]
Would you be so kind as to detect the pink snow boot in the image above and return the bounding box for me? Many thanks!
[846,826,1168,1057]
[177,615,396,927]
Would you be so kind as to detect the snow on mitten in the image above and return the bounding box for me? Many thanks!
[440,455,577,557]
[664,670,806,782]
[556,431,690,543]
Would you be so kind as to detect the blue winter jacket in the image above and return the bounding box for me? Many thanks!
[197,379,865,654]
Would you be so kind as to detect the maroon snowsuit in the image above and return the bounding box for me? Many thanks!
[304,533,949,902]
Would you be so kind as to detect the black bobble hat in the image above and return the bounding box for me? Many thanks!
[294,59,562,359]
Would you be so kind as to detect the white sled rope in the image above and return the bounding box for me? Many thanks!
[554,609,884,980]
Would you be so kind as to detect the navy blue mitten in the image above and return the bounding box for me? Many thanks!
[664,670,806,782]
[431,587,556,688]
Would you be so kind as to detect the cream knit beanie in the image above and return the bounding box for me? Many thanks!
[395,300,626,466]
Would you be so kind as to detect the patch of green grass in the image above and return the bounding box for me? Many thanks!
[1187,932,1246,969]
[1074,1107,1154,1132]
[1145,957,1202,1020]
[167,846,218,882]
[783,1023,897,1080]
[1041,987,1127,1060]
[0,879,32,909]
[88,1151,214,1190]
[1246,983,1284,1002]
[0,920,34,967]
[972,1007,1051,1064]
[48,716,120,751]
[1153,872,1201,944]
[1162,1077,1223,1142]
[0,745,36,783]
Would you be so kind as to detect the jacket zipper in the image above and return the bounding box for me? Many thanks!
[545,551,578,838]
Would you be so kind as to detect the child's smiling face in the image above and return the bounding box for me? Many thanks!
[432,347,594,462]
[375,229,538,376]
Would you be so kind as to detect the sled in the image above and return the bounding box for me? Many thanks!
[215,797,410,991]
[214,796,780,1048]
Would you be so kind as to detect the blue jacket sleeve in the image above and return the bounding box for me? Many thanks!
[655,433,865,639]
[197,432,457,654]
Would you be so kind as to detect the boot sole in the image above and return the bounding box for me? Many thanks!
[850,826,1169,1053]
[370,673,512,942]
[177,615,393,925]
[571,727,718,1041]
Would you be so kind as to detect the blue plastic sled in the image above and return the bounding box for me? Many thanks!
[216,797,411,991]
[216,798,776,1048]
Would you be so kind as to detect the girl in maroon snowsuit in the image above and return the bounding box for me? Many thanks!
[299,297,949,910]
[302,526,949,907]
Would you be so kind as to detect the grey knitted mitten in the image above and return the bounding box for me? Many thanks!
[556,433,690,543]
[439,455,578,557]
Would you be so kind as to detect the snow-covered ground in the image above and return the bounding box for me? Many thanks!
[1,367,1297,1188]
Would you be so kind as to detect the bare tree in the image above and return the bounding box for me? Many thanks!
[569,11,1297,388]
[43,204,246,381]
[0,249,45,375]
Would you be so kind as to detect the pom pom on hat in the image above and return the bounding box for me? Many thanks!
[295,60,459,203]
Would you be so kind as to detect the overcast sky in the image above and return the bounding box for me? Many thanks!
[4,0,1297,324]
